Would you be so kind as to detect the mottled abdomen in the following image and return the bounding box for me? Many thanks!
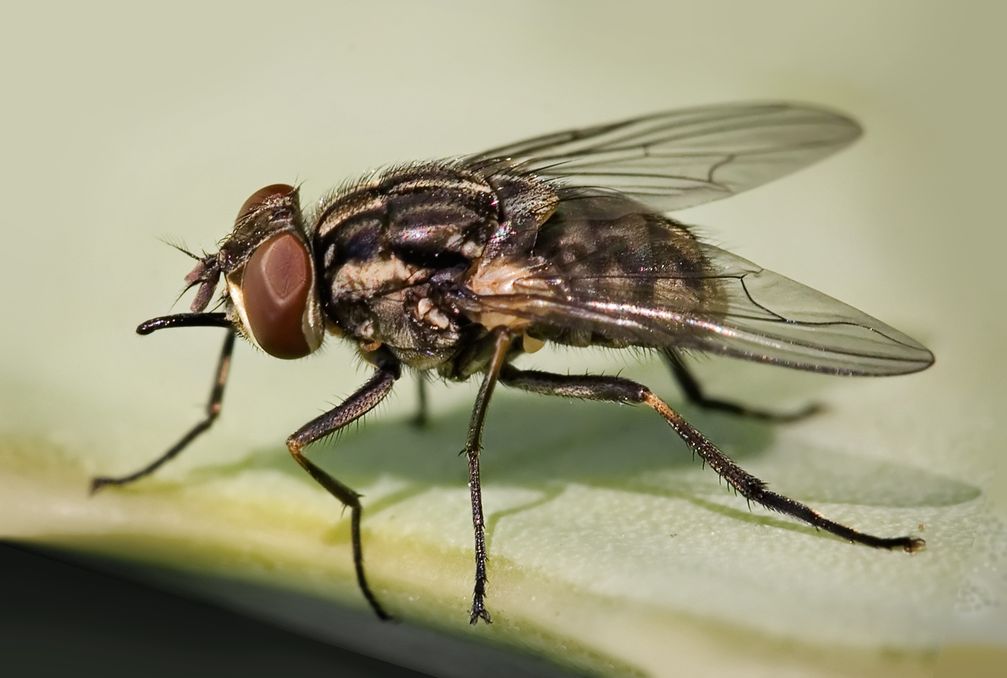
[518,191,723,348]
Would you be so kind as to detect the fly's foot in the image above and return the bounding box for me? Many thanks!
[89,476,115,495]
[769,401,824,423]
[409,411,429,429]
[89,473,142,495]
[469,599,493,625]
[697,398,824,423]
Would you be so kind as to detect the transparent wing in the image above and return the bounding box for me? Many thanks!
[467,101,861,212]
[665,245,933,374]
[456,205,932,376]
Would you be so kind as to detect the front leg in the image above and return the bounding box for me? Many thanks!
[91,323,236,493]
[286,360,401,621]
[461,329,514,624]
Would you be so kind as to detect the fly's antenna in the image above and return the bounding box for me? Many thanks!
[159,236,204,261]
[158,237,221,312]
[180,253,222,313]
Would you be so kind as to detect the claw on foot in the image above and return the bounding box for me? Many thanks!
[469,604,493,625]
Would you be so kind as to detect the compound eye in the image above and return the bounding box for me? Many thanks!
[241,232,313,359]
[237,184,296,221]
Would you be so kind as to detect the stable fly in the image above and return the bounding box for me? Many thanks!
[92,102,934,624]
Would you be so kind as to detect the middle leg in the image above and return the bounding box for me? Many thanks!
[411,374,429,428]
[461,329,514,624]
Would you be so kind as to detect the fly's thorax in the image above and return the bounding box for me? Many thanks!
[312,162,501,275]
[320,251,444,357]
[304,161,564,366]
[461,256,550,332]
[328,254,429,300]
[323,276,467,370]
[219,184,324,359]
[308,163,505,356]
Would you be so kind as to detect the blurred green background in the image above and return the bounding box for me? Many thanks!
[1,1,1004,676]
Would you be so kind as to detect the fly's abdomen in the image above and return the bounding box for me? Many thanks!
[523,193,723,348]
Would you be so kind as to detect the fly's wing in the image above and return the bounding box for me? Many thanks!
[467,102,861,212]
[670,246,932,374]
[457,200,933,376]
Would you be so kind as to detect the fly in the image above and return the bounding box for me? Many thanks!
[92,102,934,624]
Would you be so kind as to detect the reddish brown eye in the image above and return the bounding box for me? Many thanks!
[241,232,312,359]
[237,183,296,221]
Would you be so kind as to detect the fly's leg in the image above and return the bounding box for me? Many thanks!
[499,366,925,553]
[662,349,821,422]
[411,375,429,428]
[462,330,513,625]
[287,362,401,621]
[91,328,236,494]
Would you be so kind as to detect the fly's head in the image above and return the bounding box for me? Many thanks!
[185,184,325,359]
